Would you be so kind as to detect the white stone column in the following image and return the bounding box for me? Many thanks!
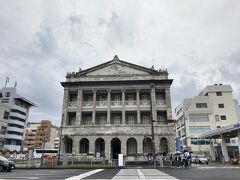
[122,89,126,124]
[150,84,157,121]
[136,89,141,124]
[62,89,69,126]
[221,135,229,162]
[107,89,111,125]
[92,90,96,125]
[137,137,143,155]
[210,139,216,161]
[77,89,82,126]
[165,87,172,120]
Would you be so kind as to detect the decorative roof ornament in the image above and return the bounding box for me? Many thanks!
[113,55,119,61]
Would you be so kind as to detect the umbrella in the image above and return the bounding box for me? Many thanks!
[175,151,181,155]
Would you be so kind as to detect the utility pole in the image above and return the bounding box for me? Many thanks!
[150,82,156,168]
[40,136,48,167]
[57,114,64,166]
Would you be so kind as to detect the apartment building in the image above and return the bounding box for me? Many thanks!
[60,55,175,162]
[0,86,35,152]
[24,120,58,151]
[175,84,239,154]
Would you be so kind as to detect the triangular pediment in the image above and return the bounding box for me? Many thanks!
[87,62,149,76]
[78,56,157,77]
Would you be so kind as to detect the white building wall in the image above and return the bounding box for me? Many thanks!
[175,84,239,154]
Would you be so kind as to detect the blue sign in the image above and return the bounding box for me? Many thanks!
[233,123,240,128]
[176,138,183,152]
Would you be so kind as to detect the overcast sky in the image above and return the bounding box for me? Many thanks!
[1,0,240,126]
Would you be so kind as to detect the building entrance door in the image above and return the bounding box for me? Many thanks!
[111,138,121,159]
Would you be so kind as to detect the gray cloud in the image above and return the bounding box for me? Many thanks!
[0,0,240,125]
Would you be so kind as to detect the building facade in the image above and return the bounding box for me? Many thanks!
[60,56,175,162]
[24,120,58,151]
[175,84,239,154]
[0,86,35,152]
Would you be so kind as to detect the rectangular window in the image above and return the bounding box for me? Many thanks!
[128,116,135,125]
[0,126,7,134]
[114,95,121,101]
[218,104,224,108]
[85,116,92,125]
[99,116,106,126]
[69,92,77,102]
[142,116,150,124]
[216,92,222,96]
[67,112,76,125]
[215,115,220,122]
[196,103,208,108]
[189,114,209,122]
[3,111,9,119]
[189,126,211,134]
[113,116,121,125]
[220,115,227,120]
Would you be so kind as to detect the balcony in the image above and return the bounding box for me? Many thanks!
[11,105,27,114]
[111,101,122,107]
[140,100,150,107]
[3,145,21,152]
[8,119,25,127]
[155,100,166,107]
[82,101,93,108]
[68,102,77,107]
[7,126,24,133]
[96,101,107,108]
[9,112,26,120]
[125,101,137,107]
[5,133,23,140]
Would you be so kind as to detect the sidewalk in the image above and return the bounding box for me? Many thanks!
[192,162,240,169]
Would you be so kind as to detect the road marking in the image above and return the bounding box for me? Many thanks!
[112,169,179,180]
[65,169,104,180]
[137,169,146,179]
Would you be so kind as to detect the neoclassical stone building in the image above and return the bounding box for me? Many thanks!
[60,56,175,162]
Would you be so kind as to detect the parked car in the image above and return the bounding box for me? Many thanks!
[195,155,209,164]
[0,155,15,171]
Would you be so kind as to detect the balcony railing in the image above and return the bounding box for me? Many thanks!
[111,101,122,107]
[125,101,137,107]
[68,102,77,107]
[96,101,107,107]
[155,100,166,106]
[140,100,150,107]
[82,101,93,107]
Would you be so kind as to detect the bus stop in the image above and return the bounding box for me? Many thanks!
[199,123,240,162]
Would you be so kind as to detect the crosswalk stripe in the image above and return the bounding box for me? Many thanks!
[112,169,179,180]
[65,169,104,180]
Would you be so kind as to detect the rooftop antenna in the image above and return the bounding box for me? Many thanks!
[4,77,9,88]
[14,81,17,88]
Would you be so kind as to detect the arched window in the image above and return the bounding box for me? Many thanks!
[160,137,168,154]
[95,138,105,157]
[143,137,152,154]
[127,138,137,155]
[79,138,89,153]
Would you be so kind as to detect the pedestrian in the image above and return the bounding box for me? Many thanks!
[147,153,151,167]
[175,153,181,168]
[159,153,163,167]
[169,154,174,168]
[183,150,189,168]
[150,153,154,168]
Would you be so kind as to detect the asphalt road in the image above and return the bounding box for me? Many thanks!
[0,166,240,180]
[0,169,90,180]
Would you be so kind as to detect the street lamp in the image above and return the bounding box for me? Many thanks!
[149,82,156,168]
[40,136,48,167]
